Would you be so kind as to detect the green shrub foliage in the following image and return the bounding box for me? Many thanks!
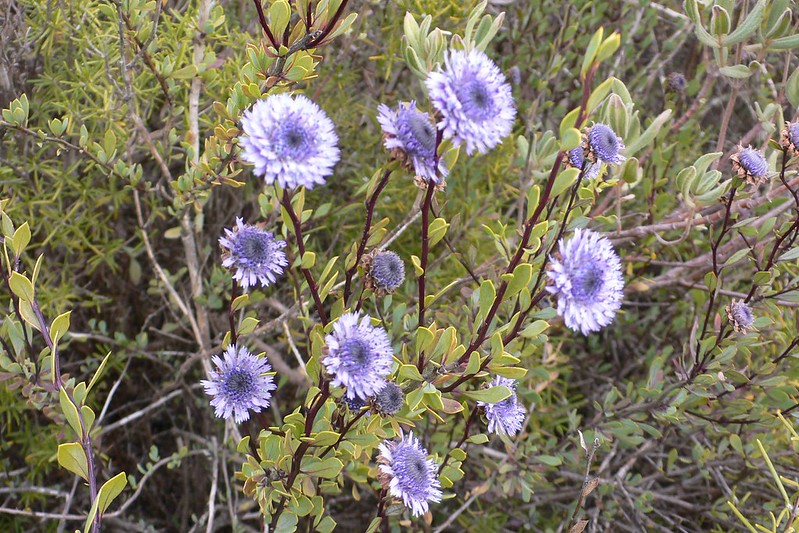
[2,0,799,531]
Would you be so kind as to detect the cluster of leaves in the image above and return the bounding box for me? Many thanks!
[2,0,799,532]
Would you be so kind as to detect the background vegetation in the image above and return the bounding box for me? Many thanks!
[2,0,799,531]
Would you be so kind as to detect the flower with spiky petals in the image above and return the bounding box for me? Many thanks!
[426,49,516,155]
[238,93,340,189]
[377,432,442,517]
[583,123,626,166]
[201,345,276,423]
[477,376,526,437]
[219,217,288,290]
[375,381,404,415]
[547,228,624,335]
[731,145,769,186]
[377,101,447,182]
[323,312,394,399]
[566,146,601,180]
[362,249,405,295]
[781,122,799,157]
[726,299,755,333]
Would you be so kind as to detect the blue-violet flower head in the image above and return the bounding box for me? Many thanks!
[783,122,799,157]
[365,249,405,294]
[731,145,769,186]
[201,344,276,423]
[375,381,404,415]
[323,312,394,399]
[219,217,288,290]
[547,228,624,335]
[377,101,447,182]
[477,376,526,437]
[425,49,516,155]
[727,299,755,333]
[585,123,626,166]
[567,146,601,180]
[238,93,340,190]
[378,432,442,517]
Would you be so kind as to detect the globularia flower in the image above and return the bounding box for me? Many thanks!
[377,432,442,517]
[477,376,526,437]
[375,381,404,415]
[238,93,340,189]
[345,394,369,412]
[201,345,276,423]
[584,123,626,166]
[323,312,394,399]
[547,228,624,335]
[731,145,768,186]
[425,49,516,155]
[726,299,755,333]
[377,101,447,182]
[666,72,687,94]
[566,146,601,180]
[781,122,799,156]
[363,249,405,295]
[219,217,288,290]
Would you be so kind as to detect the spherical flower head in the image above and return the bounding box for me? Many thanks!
[238,93,340,189]
[781,122,799,157]
[726,299,755,333]
[323,312,394,399]
[477,376,526,437]
[666,72,687,94]
[377,101,448,182]
[374,381,404,415]
[219,217,288,290]
[363,249,405,295]
[566,146,601,180]
[425,48,516,155]
[201,344,276,423]
[547,228,625,335]
[731,145,768,186]
[377,432,442,517]
[584,123,626,166]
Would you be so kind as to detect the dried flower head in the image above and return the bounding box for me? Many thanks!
[201,345,276,423]
[377,101,448,182]
[780,121,799,157]
[477,376,526,437]
[731,145,769,186]
[426,48,516,155]
[238,93,340,189]
[323,312,394,399]
[219,217,288,290]
[377,432,442,517]
[547,228,625,335]
[726,299,755,333]
[374,381,404,415]
[584,123,626,166]
[363,249,405,295]
[566,146,601,180]
[666,72,687,94]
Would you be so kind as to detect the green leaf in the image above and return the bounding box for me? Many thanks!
[416,327,435,355]
[684,0,720,48]
[507,263,532,298]
[625,109,672,156]
[9,271,34,301]
[550,167,580,198]
[581,27,604,77]
[60,387,83,436]
[536,455,563,466]
[769,34,799,51]
[88,352,111,394]
[97,472,127,514]
[58,442,89,480]
[11,222,31,257]
[50,311,71,346]
[428,217,449,247]
[595,32,620,63]
[787,67,799,109]
[301,251,316,269]
[462,385,511,403]
[238,316,259,335]
[410,255,423,276]
[718,65,751,79]
[723,0,766,46]
[779,247,799,263]
[269,0,291,40]
[301,457,344,479]
[170,65,197,79]
[478,280,495,319]
[560,127,581,151]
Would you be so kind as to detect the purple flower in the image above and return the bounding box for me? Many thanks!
[377,101,447,182]
[426,49,516,155]
[323,312,394,399]
[238,93,340,189]
[219,217,288,290]
[567,146,601,180]
[365,250,405,294]
[782,122,799,156]
[201,345,277,423]
[585,123,626,166]
[726,299,755,333]
[374,381,404,415]
[731,145,768,185]
[477,376,526,437]
[547,229,624,335]
[377,432,442,517]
